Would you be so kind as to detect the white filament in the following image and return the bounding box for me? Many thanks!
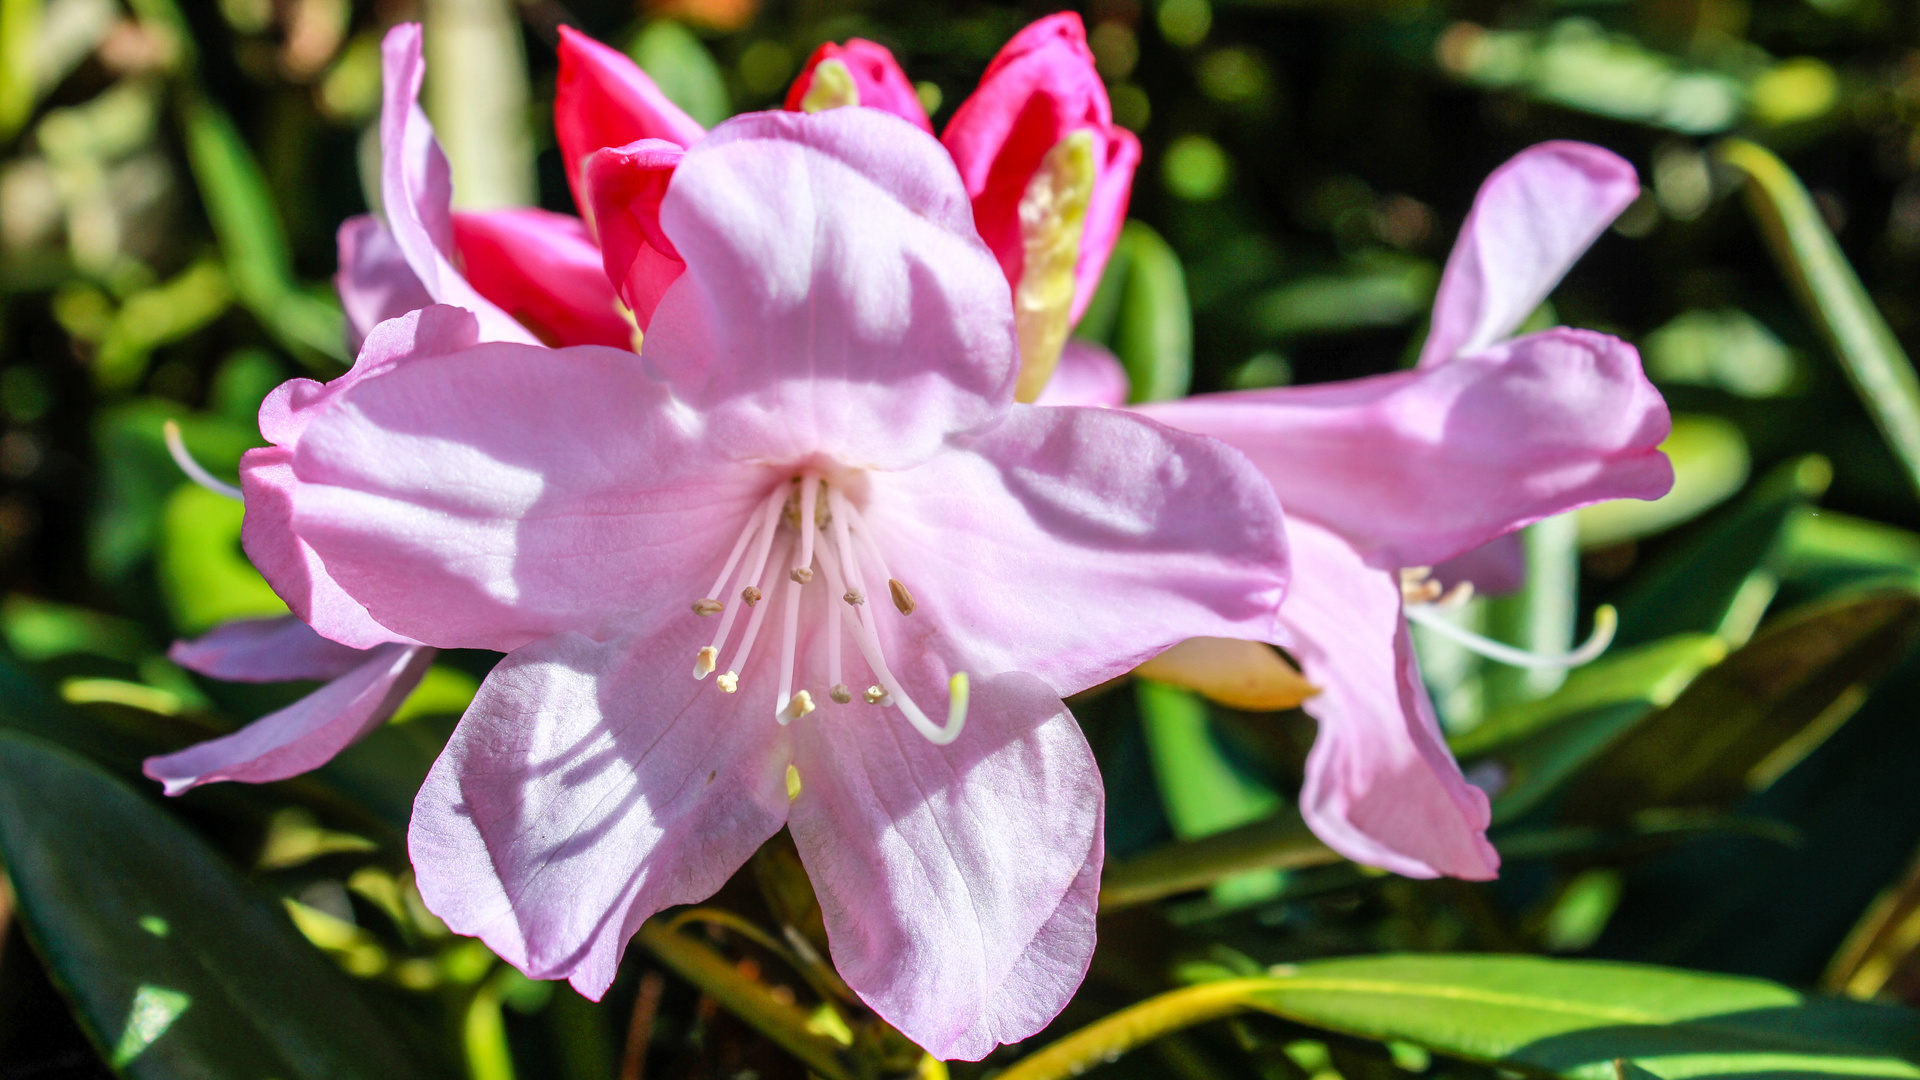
[162,420,243,501]
[1404,602,1618,669]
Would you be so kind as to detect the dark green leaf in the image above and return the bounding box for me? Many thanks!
[0,730,424,1078]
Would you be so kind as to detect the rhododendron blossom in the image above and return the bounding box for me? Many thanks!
[244,109,1288,1058]
[341,15,1136,396]
[1121,142,1674,880]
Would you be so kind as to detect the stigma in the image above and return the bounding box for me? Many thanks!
[685,474,966,745]
[1400,567,1617,669]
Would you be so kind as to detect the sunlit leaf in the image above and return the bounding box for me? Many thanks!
[1576,415,1753,550]
[158,484,286,634]
[1719,138,1920,502]
[0,730,423,1077]
[630,19,731,127]
[996,955,1920,1080]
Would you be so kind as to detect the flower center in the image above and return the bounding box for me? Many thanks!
[688,474,967,745]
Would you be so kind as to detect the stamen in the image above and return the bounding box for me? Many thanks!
[775,541,805,722]
[889,579,916,616]
[863,686,886,704]
[811,519,853,702]
[695,486,787,681]
[722,533,790,689]
[717,671,739,693]
[780,689,816,722]
[830,684,853,704]
[1399,567,1443,606]
[1404,602,1618,669]
[691,599,724,616]
[844,589,865,606]
[743,586,763,605]
[162,420,244,501]
[692,646,717,678]
[793,475,820,584]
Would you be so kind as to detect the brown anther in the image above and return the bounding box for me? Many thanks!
[742,586,763,606]
[790,567,814,584]
[843,589,865,606]
[862,685,887,704]
[889,578,916,615]
[692,598,724,616]
[830,683,853,704]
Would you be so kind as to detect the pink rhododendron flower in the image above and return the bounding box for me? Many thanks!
[246,109,1288,1057]
[1121,142,1672,880]
[144,616,435,794]
[341,16,1137,396]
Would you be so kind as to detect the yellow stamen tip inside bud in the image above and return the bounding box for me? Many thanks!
[863,685,887,705]
[799,58,860,113]
[785,764,802,801]
[889,578,916,615]
[692,598,724,616]
[693,646,717,679]
[790,567,814,584]
[1012,129,1096,403]
[717,671,739,693]
[830,683,853,704]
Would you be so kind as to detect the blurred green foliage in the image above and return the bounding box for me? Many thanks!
[7,0,1920,1076]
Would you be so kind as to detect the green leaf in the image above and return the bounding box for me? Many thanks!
[1611,454,1831,650]
[1561,581,1920,823]
[1100,809,1341,912]
[1781,508,1920,595]
[1111,221,1193,403]
[1576,414,1752,550]
[996,955,1920,1080]
[0,730,423,1077]
[179,95,345,366]
[158,484,287,634]
[629,20,730,127]
[1719,138,1920,502]
[92,401,258,582]
[1247,255,1437,338]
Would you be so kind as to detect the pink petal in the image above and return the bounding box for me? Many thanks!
[241,306,477,650]
[1283,520,1498,880]
[1432,532,1527,597]
[555,25,705,215]
[451,208,634,349]
[409,623,791,997]
[378,24,540,346]
[939,13,1140,321]
[1034,338,1130,407]
[144,643,435,795]
[582,139,687,330]
[645,109,1017,469]
[868,404,1288,698]
[1139,328,1673,571]
[788,669,1100,1060]
[1420,142,1640,366]
[169,615,369,683]
[784,39,932,132]
[281,338,767,653]
[334,215,431,355]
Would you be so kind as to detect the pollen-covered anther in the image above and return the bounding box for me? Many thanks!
[889,578,916,615]
[742,586,763,606]
[692,598,724,616]
[863,685,887,705]
[716,671,739,693]
[693,646,717,679]
[843,589,865,606]
[790,567,814,584]
[830,683,853,704]
[782,689,816,721]
[1398,567,1444,606]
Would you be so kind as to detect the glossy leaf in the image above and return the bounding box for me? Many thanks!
[1100,809,1340,911]
[0,730,422,1077]
[1111,222,1194,403]
[1719,138,1920,501]
[630,19,730,128]
[1576,414,1752,550]
[1562,581,1920,824]
[996,955,1920,1080]
[158,484,287,634]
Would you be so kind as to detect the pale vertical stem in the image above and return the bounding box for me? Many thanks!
[813,522,850,693]
[794,475,819,581]
[708,489,786,655]
[775,554,804,720]
[704,487,782,603]
[826,487,868,596]
[423,0,533,208]
[725,534,790,681]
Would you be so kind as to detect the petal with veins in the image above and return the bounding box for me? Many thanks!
[334,215,431,355]
[1134,636,1316,712]
[144,643,435,795]
[1420,142,1640,366]
[169,615,369,683]
[1140,328,1672,571]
